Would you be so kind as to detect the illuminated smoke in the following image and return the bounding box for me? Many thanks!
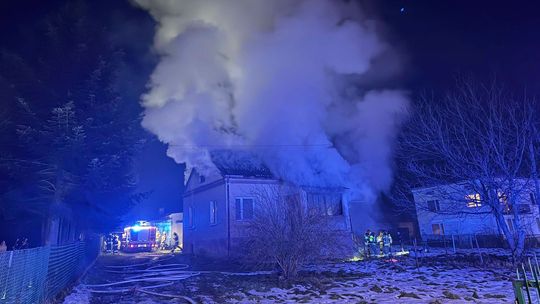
[133,0,408,202]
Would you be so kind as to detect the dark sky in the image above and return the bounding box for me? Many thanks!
[1,0,539,221]
[372,0,540,94]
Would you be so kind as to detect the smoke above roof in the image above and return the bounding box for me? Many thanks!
[133,0,408,202]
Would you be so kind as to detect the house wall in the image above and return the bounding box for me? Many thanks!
[183,170,228,257]
[413,182,540,238]
[227,178,354,257]
[184,170,356,258]
[227,178,279,251]
[169,213,183,248]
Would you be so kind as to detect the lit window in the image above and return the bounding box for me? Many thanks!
[432,223,444,235]
[235,198,254,220]
[466,193,482,208]
[209,201,217,224]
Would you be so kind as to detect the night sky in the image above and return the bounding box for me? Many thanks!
[1,0,539,221]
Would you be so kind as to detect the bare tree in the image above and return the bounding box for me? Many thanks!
[395,80,537,258]
[243,185,346,280]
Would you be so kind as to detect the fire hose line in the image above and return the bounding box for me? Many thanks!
[125,271,200,280]
[106,265,190,274]
[104,255,175,269]
[84,273,200,288]
[85,281,175,293]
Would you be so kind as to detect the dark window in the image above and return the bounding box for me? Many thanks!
[427,200,440,212]
[432,223,444,235]
[518,204,532,214]
[307,193,343,216]
[235,198,254,220]
[531,193,537,205]
[199,175,205,183]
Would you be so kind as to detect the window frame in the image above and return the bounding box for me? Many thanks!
[209,201,217,225]
[307,193,343,216]
[465,193,482,208]
[235,197,255,221]
[427,200,440,212]
[431,223,445,235]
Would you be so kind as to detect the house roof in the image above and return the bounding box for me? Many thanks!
[209,150,274,178]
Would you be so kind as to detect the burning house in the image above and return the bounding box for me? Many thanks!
[183,150,354,257]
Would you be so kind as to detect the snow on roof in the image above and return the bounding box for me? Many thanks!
[209,150,274,178]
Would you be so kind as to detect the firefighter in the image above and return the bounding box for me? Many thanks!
[160,233,167,251]
[170,232,182,254]
[377,231,384,256]
[112,235,119,254]
[116,235,121,253]
[363,230,372,257]
[106,234,113,253]
[383,231,393,255]
[369,231,377,257]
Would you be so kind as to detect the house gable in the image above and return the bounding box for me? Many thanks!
[184,168,224,195]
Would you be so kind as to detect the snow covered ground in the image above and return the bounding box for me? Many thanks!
[63,249,519,303]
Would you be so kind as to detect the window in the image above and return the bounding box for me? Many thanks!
[209,201,217,224]
[306,193,343,216]
[465,193,482,208]
[199,175,205,183]
[531,193,537,205]
[432,223,444,235]
[188,206,194,228]
[427,200,440,212]
[518,204,532,214]
[235,198,254,220]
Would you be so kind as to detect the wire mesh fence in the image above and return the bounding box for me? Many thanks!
[0,240,97,304]
[0,247,50,304]
[45,242,85,301]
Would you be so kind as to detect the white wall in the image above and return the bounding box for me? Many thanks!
[413,181,540,237]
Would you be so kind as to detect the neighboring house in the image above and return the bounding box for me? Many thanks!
[412,180,540,239]
[183,151,353,258]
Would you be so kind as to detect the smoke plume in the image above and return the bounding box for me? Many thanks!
[134,0,408,202]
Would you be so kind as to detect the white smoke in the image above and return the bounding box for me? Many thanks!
[134,0,408,201]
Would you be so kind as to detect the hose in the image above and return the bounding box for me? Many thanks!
[85,281,175,294]
[84,273,199,288]
[85,253,262,302]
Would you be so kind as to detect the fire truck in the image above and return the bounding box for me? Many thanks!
[122,221,157,252]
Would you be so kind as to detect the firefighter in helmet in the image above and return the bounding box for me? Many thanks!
[363,230,372,257]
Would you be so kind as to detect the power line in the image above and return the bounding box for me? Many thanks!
[168,144,333,148]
